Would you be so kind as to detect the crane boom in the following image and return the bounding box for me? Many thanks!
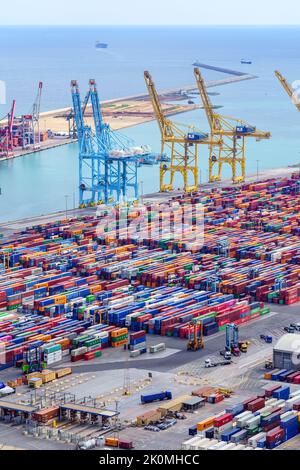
[8,100,16,138]
[194,67,270,183]
[194,67,217,131]
[144,70,213,192]
[71,80,85,141]
[275,70,300,112]
[89,79,104,140]
[144,71,173,138]
[32,82,43,121]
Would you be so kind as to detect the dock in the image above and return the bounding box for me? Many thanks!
[0,63,258,162]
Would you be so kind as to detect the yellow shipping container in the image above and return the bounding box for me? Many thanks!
[56,368,72,379]
[41,370,56,383]
[264,372,272,380]
[54,295,67,305]
[136,409,162,426]
[90,284,102,294]
[27,372,42,380]
[28,378,43,389]
[158,395,191,416]
[111,328,128,338]
[197,416,215,431]
[105,437,119,447]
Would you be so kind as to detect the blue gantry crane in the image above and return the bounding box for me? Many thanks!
[71,79,163,206]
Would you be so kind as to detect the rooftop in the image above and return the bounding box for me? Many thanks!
[274,333,300,354]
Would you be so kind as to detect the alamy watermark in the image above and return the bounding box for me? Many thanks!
[291,337,300,367]
[95,200,204,250]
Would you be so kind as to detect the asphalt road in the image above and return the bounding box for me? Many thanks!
[68,303,300,374]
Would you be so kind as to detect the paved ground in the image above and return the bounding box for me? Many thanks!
[0,296,300,450]
[1,166,298,238]
[0,422,73,450]
[57,304,300,374]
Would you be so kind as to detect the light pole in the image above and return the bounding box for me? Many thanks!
[64,195,69,219]
[73,192,76,215]
[256,160,259,181]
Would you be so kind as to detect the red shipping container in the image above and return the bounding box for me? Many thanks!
[214,413,232,428]
[71,354,84,362]
[214,393,224,403]
[119,440,133,449]
[262,421,281,433]
[243,397,257,408]
[264,384,281,397]
[247,399,266,412]
[292,401,300,411]
[266,427,284,443]
[286,372,300,383]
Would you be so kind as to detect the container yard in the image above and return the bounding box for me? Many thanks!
[1,6,300,453]
[0,172,300,450]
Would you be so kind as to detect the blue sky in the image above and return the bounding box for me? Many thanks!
[0,0,299,25]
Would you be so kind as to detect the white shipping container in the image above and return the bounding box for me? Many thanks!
[190,438,210,450]
[285,396,300,410]
[181,436,200,450]
[198,439,218,450]
[208,441,228,450]
[150,343,166,353]
[235,410,252,421]
[248,432,266,448]
[289,389,300,399]
[214,422,233,436]
[274,400,286,410]
[237,413,254,429]
[256,406,273,416]
[265,398,278,407]
[130,350,141,358]
[223,443,237,450]
[281,411,297,420]
[245,416,260,430]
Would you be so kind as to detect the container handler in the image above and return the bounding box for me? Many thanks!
[220,323,248,357]
[187,320,204,351]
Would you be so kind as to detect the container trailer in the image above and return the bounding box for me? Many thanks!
[140,391,172,404]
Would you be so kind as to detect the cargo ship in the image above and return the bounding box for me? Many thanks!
[241,59,252,64]
[95,42,108,49]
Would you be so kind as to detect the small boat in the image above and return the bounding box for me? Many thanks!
[241,59,252,64]
[95,42,108,49]
[188,100,195,104]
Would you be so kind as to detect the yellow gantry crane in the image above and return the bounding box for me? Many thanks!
[144,70,215,192]
[275,70,300,112]
[194,67,271,183]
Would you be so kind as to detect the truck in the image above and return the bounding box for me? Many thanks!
[205,356,232,368]
[260,334,273,344]
[141,391,172,404]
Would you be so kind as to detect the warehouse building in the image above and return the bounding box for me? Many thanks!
[182,396,205,412]
[273,334,300,370]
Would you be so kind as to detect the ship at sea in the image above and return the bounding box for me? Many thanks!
[95,42,108,49]
[241,59,252,64]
